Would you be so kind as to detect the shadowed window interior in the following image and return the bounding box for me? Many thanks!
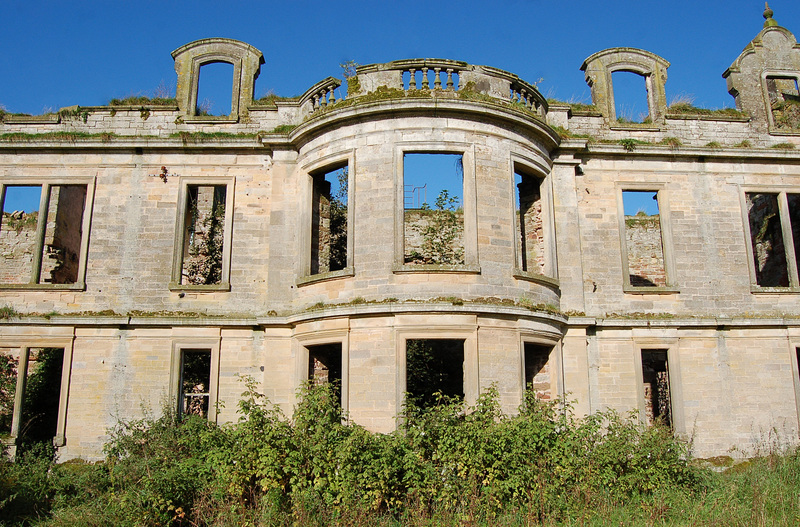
[406,339,464,408]
[179,349,211,418]
[641,349,671,428]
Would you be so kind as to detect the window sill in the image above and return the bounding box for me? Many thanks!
[169,282,231,292]
[750,286,800,294]
[513,270,559,289]
[393,263,481,274]
[623,285,680,295]
[0,283,85,291]
[296,267,355,287]
[181,116,238,124]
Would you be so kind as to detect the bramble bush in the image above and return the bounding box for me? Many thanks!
[0,377,759,526]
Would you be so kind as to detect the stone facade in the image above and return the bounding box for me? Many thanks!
[1,9,800,461]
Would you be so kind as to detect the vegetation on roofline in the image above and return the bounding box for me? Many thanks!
[108,95,177,107]
[0,131,116,142]
[251,91,301,107]
[667,103,747,118]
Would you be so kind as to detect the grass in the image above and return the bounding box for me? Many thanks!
[667,93,747,118]
[108,95,177,106]
[0,132,116,142]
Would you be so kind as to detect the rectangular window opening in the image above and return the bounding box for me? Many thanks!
[623,190,666,287]
[406,338,464,408]
[307,343,343,404]
[0,347,64,444]
[766,75,800,130]
[524,343,554,401]
[746,192,791,287]
[196,61,234,116]
[179,349,212,418]
[181,185,227,286]
[612,71,650,124]
[1,184,87,285]
[403,153,464,265]
[515,169,545,274]
[311,165,348,275]
[641,349,672,428]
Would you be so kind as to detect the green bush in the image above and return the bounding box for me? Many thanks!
[8,378,800,525]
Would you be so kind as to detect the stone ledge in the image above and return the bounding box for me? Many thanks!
[623,285,680,295]
[392,263,481,274]
[169,282,231,292]
[513,270,560,290]
[0,283,85,291]
[296,267,355,287]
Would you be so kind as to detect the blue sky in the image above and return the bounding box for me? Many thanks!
[2,1,799,215]
[2,0,798,116]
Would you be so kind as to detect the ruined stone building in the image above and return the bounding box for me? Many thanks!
[1,8,800,460]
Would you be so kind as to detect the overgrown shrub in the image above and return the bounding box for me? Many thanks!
[12,379,800,526]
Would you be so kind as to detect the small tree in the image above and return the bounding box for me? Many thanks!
[410,189,464,265]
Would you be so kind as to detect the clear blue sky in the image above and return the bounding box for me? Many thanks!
[2,1,798,116]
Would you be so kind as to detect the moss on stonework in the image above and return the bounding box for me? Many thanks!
[0,131,117,142]
[171,131,261,142]
[252,94,300,107]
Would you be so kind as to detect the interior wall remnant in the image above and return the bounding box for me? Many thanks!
[641,349,671,428]
[516,172,545,273]
[42,185,86,284]
[310,167,348,275]
[524,343,554,401]
[746,192,789,287]
[623,191,666,287]
[307,343,343,406]
[182,185,226,285]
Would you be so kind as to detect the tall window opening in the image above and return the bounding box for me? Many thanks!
[515,169,545,274]
[311,165,348,275]
[307,343,343,405]
[524,343,554,401]
[0,347,64,445]
[641,349,672,428]
[1,184,87,285]
[403,153,464,265]
[179,349,211,418]
[181,185,227,286]
[622,190,666,287]
[766,75,800,131]
[405,339,464,408]
[196,62,234,116]
[611,71,649,123]
[745,192,800,288]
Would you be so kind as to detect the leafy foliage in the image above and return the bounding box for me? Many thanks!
[406,189,465,265]
[6,379,799,525]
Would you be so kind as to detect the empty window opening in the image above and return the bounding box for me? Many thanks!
[307,343,343,404]
[0,347,64,446]
[641,350,672,428]
[611,71,650,123]
[179,349,211,418]
[766,76,800,130]
[746,192,792,287]
[524,343,554,401]
[403,153,464,265]
[311,165,348,274]
[406,339,464,409]
[623,190,666,287]
[196,61,234,116]
[181,185,226,285]
[1,184,87,285]
[515,169,545,273]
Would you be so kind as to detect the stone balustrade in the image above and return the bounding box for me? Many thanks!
[299,77,344,114]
